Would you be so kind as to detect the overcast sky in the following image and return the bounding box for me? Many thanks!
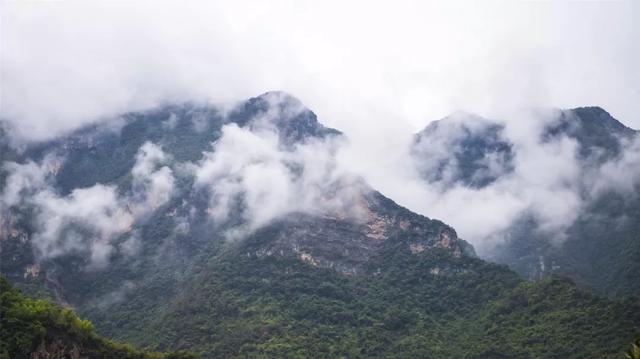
[2,0,639,141]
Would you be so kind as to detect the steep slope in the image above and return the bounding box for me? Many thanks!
[0,276,195,359]
[87,241,640,358]
[1,94,639,358]
[411,107,640,296]
[0,91,471,331]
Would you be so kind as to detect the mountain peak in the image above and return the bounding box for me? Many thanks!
[412,113,514,189]
[239,91,306,117]
[571,105,609,115]
[229,91,341,144]
[542,106,637,161]
[568,106,636,134]
[255,90,303,103]
[413,106,638,190]
[3,94,640,358]
[441,111,487,123]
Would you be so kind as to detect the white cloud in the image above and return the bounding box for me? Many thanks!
[193,121,367,238]
[588,136,640,197]
[0,142,175,268]
[1,0,638,259]
[1,156,59,207]
[131,142,175,216]
[31,185,134,268]
[387,108,640,253]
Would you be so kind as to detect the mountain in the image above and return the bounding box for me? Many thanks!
[411,111,514,188]
[411,107,640,297]
[543,107,636,161]
[1,93,639,357]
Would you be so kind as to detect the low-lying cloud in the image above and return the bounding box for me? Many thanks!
[193,122,368,239]
[131,142,175,217]
[0,96,373,265]
[2,92,639,268]
[390,108,640,254]
[0,142,175,268]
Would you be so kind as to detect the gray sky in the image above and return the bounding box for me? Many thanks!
[2,0,639,141]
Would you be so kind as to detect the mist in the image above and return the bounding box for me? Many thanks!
[0,143,175,267]
[394,108,640,253]
[192,94,370,239]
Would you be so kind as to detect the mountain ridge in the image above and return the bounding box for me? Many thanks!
[1,93,639,357]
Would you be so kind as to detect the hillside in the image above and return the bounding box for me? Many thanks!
[100,240,640,358]
[1,93,639,357]
[0,276,196,359]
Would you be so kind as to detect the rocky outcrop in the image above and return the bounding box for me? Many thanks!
[245,190,475,274]
[31,338,84,359]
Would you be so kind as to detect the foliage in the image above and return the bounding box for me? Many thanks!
[2,101,639,358]
[89,246,639,358]
[0,276,198,359]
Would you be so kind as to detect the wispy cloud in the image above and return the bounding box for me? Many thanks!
[0,142,175,268]
[401,108,640,253]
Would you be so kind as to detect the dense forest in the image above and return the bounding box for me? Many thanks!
[0,276,197,359]
[76,243,640,358]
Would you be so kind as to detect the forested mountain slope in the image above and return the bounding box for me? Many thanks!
[0,276,196,359]
[1,93,639,358]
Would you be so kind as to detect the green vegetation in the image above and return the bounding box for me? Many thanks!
[0,276,197,359]
[3,240,638,358]
[84,245,639,358]
[2,102,639,358]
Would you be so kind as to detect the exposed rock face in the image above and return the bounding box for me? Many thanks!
[245,190,474,275]
[31,339,84,359]
[24,263,40,279]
